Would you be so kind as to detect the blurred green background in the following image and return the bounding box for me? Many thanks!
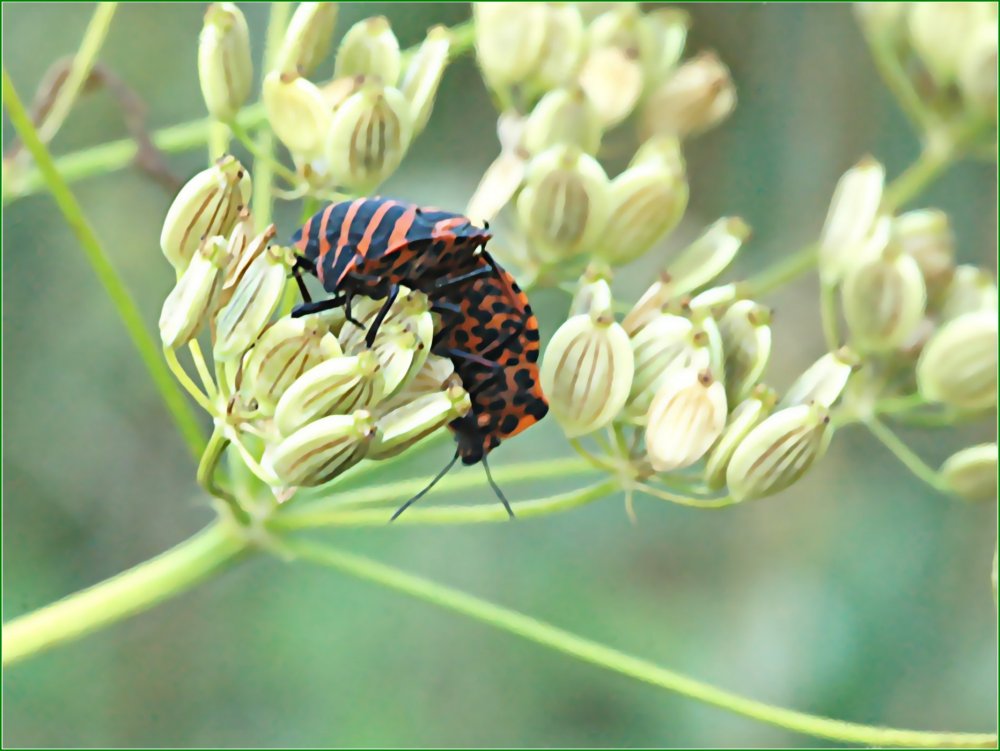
[3,3,996,747]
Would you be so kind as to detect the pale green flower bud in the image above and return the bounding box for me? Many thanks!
[466,112,528,224]
[908,2,997,88]
[595,158,688,266]
[854,3,908,46]
[274,350,383,436]
[578,46,644,127]
[688,283,740,314]
[159,236,228,349]
[958,19,998,116]
[779,347,859,409]
[703,385,777,490]
[523,87,602,156]
[587,5,642,50]
[473,3,548,87]
[325,84,413,193]
[214,243,293,362]
[719,300,772,404]
[577,3,638,23]
[335,17,401,85]
[630,134,685,173]
[818,156,885,284]
[160,156,250,272]
[726,402,832,502]
[243,316,343,414]
[841,246,927,352]
[529,4,586,92]
[198,3,252,121]
[939,265,998,321]
[916,311,998,411]
[516,145,610,261]
[540,308,634,438]
[892,209,955,299]
[638,9,689,90]
[621,273,676,337]
[221,208,256,294]
[263,71,333,159]
[645,368,728,472]
[379,354,456,413]
[369,385,472,460]
[625,316,709,421]
[695,314,726,384]
[941,443,998,502]
[669,217,751,296]
[338,288,433,353]
[273,2,339,77]
[262,410,375,487]
[569,273,614,319]
[400,25,451,135]
[640,52,736,139]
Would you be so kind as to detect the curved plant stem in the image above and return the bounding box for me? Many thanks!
[163,346,214,412]
[864,418,946,493]
[742,243,817,298]
[2,69,207,459]
[819,281,841,350]
[284,540,997,748]
[197,431,250,525]
[2,522,247,666]
[881,143,952,214]
[861,31,935,135]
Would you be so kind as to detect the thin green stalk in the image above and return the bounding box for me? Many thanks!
[285,541,997,748]
[37,3,118,143]
[270,481,617,529]
[197,431,250,525]
[865,418,946,493]
[882,144,952,214]
[819,281,841,350]
[2,522,247,665]
[742,243,817,298]
[2,69,206,459]
[862,31,935,135]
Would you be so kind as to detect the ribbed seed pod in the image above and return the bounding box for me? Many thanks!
[263,72,333,160]
[703,385,777,490]
[159,236,228,349]
[160,156,250,272]
[779,347,859,409]
[529,4,586,92]
[335,17,401,85]
[523,87,602,156]
[640,52,736,139]
[337,288,433,352]
[198,3,252,121]
[841,247,927,352]
[938,265,998,321]
[578,46,644,127]
[726,402,832,502]
[621,272,680,336]
[625,314,707,421]
[645,368,728,472]
[465,112,528,225]
[400,25,451,135]
[719,300,772,403]
[369,385,472,460]
[941,443,998,502]
[242,316,343,415]
[638,8,689,90]
[916,311,998,411]
[818,156,885,284]
[516,145,610,261]
[473,3,548,87]
[262,410,375,487]
[273,351,383,436]
[273,2,339,77]
[668,217,750,296]
[221,210,259,295]
[892,209,955,300]
[379,354,456,413]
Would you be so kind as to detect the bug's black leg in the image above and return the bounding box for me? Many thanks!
[289,256,315,303]
[343,293,363,328]
[291,294,347,318]
[445,348,503,370]
[432,265,494,293]
[430,300,462,317]
[365,283,400,348]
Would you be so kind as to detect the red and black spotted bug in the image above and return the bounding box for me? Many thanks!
[290,197,493,346]
[390,251,549,520]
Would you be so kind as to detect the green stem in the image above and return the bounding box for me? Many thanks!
[2,68,207,459]
[864,418,946,493]
[819,281,841,350]
[742,243,817,298]
[37,3,118,143]
[862,31,935,135]
[286,541,997,748]
[881,144,951,214]
[197,431,250,525]
[163,346,214,412]
[2,522,247,665]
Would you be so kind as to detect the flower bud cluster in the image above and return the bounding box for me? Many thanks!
[263,11,452,193]
[159,164,471,493]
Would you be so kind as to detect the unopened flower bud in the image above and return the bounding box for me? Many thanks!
[343,324,430,399]
[530,4,586,92]
[160,156,250,272]
[263,71,333,159]
[335,17,401,85]
[908,2,996,88]
[578,46,644,127]
[215,243,293,362]
[243,316,343,414]
[325,84,413,193]
[159,236,228,348]
[818,156,885,284]
[916,311,998,411]
[668,217,750,296]
[338,288,433,353]
[465,112,528,224]
[400,25,451,134]
[198,3,252,121]
[523,87,602,156]
[854,3,908,46]
[638,9,689,89]
[274,350,383,436]
[221,208,256,292]
[630,134,685,173]
[688,283,739,314]
[273,2,339,77]
[939,265,998,321]
[941,443,998,502]
[892,209,955,298]
[703,386,777,490]
[625,314,708,420]
[645,368,727,472]
[540,310,634,438]
[370,385,472,460]
[640,52,736,139]
[841,247,927,352]
[595,157,688,266]
[517,145,610,261]
[719,300,772,403]
[779,347,859,409]
[473,3,548,87]
[569,272,614,318]
[726,402,832,502]
[621,273,676,336]
[587,6,642,50]
[958,19,999,116]
[263,410,375,487]
[380,354,456,412]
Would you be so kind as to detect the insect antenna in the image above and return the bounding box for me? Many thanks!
[482,456,515,519]
[389,451,460,522]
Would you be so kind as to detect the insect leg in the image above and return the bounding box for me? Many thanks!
[390,451,460,522]
[364,283,400,348]
[431,265,494,293]
[291,294,347,318]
